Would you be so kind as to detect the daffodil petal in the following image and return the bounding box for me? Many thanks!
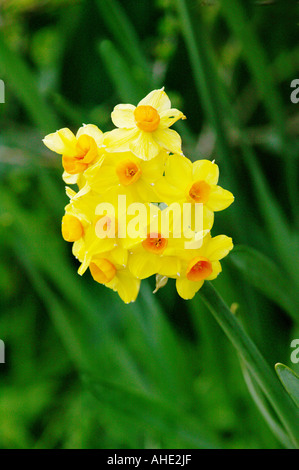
[111,104,136,128]
[76,124,104,146]
[203,206,214,231]
[176,277,203,300]
[153,181,181,206]
[115,271,141,303]
[165,153,192,190]
[128,252,161,279]
[138,88,171,113]
[140,151,167,181]
[77,252,91,276]
[207,185,234,211]
[153,128,183,155]
[65,186,77,199]
[43,128,77,156]
[159,108,186,128]
[158,256,180,277]
[104,128,139,152]
[62,171,79,185]
[130,131,160,160]
[205,235,233,261]
[86,165,118,192]
[206,261,222,280]
[192,159,219,185]
[110,246,128,267]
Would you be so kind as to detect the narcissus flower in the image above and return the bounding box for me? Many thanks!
[43,124,105,185]
[171,234,234,300]
[89,249,140,303]
[126,205,207,280]
[83,150,167,203]
[64,188,129,276]
[104,88,186,160]
[154,154,234,229]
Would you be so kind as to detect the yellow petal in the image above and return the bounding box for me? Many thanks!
[43,128,77,156]
[158,256,180,277]
[137,88,171,113]
[176,277,203,300]
[62,171,79,185]
[207,185,234,211]
[115,271,141,303]
[130,131,160,160]
[128,252,161,279]
[153,178,183,204]
[65,186,77,199]
[140,151,167,181]
[77,253,91,276]
[76,124,104,146]
[192,159,219,185]
[205,235,233,261]
[104,128,139,152]
[86,165,118,192]
[159,108,186,128]
[202,206,214,231]
[111,104,136,128]
[153,128,183,155]
[206,261,222,280]
[164,153,192,190]
[110,246,128,267]
[134,180,161,203]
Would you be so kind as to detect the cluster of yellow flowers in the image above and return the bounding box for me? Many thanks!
[43,89,234,303]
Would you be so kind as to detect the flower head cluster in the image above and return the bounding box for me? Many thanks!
[43,88,234,303]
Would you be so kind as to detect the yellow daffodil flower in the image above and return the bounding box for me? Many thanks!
[167,233,234,300]
[89,249,140,303]
[154,154,234,229]
[126,205,207,280]
[63,188,127,276]
[43,124,105,185]
[103,88,186,160]
[84,150,167,203]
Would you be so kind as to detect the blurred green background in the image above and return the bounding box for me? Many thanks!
[0,0,298,449]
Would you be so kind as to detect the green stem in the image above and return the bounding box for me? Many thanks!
[199,282,299,448]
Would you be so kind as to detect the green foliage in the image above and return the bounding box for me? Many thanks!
[0,0,298,449]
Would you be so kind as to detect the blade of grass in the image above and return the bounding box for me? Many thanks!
[240,361,295,449]
[199,281,299,448]
[275,364,299,408]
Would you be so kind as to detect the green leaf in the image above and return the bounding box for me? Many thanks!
[240,360,295,448]
[275,364,299,408]
[198,282,299,448]
[229,245,299,320]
